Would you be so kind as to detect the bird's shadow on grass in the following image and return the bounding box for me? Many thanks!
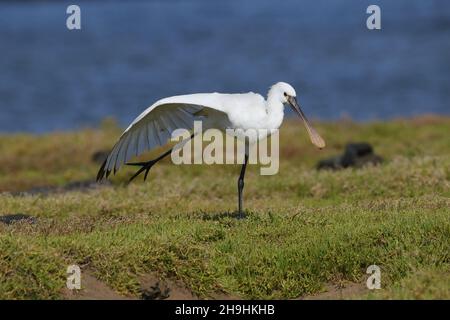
[0,213,37,225]
[198,211,249,221]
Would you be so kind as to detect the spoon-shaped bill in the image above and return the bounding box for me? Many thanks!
[288,96,326,149]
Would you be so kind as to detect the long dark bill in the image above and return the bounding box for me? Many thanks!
[288,96,325,149]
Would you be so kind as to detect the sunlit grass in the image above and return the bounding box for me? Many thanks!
[0,116,449,299]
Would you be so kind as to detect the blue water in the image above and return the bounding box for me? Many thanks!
[0,0,449,133]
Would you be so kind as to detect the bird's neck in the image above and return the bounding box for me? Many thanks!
[265,93,285,129]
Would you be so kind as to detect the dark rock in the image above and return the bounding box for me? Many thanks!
[317,142,383,170]
[140,281,171,300]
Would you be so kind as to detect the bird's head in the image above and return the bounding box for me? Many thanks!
[272,82,297,104]
[271,81,325,149]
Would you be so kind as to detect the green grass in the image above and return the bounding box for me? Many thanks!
[0,116,449,299]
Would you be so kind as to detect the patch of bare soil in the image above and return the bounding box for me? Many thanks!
[139,274,242,300]
[63,269,240,300]
[62,270,132,300]
[302,281,369,300]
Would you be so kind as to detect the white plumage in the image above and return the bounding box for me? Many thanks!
[97,82,324,217]
[98,82,324,180]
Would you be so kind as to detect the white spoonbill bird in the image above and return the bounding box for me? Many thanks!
[97,82,325,218]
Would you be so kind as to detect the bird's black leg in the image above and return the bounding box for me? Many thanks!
[237,154,249,219]
[127,134,195,183]
[126,148,173,183]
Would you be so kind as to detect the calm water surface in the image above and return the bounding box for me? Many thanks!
[0,0,449,132]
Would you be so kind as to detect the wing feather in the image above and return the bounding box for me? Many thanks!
[158,114,174,135]
[137,126,147,156]
[172,110,192,129]
[147,121,158,149]
[97,99,229,181]
[153,119,165,146]
[118,133,132,171]
[164,113,180,133]
[126,130,138,162]
[111,136,125,173]
[127,131,139,161]
[105,139,120,173]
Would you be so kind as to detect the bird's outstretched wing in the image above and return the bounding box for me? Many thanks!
[97,95,228,181]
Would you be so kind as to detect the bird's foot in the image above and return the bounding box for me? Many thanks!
[126,160,157,182]
[235,210,247,220]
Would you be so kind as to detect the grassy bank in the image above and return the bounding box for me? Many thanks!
[0,116,449,299]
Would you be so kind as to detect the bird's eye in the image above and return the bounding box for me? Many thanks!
[283,92,287,97]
